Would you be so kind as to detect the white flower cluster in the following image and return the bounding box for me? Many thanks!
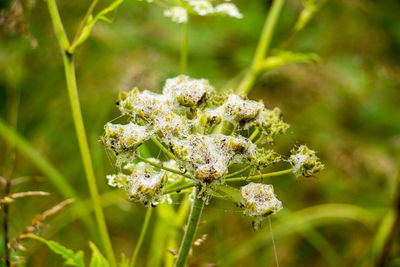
[103,75,322,215]
[289,145,325,177]
[156,0,243,23]
[107,162,166,205]
[241,182,283,219]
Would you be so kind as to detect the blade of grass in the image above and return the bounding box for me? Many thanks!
[218,204,375,266]
[0,118,99,241]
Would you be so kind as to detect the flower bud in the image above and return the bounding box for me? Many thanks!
[241,183,282,218]
[289,145,324,177]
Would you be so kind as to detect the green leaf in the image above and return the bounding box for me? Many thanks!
[89,241,110,267]
[27,234,85,267]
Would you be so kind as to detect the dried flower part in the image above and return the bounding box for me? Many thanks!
[222,94,264,128]
[118,88,170,119]
[164,7,188,23]
[107,162,166,206]
[241,183,282,218]
[171,134,229,183]
[215,3,243,18]
[260,107,290,142]
[289,145,324,177]
[104,122,151,159]
[163,75,214,108]
[153,113,189,140]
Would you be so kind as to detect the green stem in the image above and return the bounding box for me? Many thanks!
[151,137,176,160]
[224,165,251,179]
[236,0,285,94]
[180,20,189,74]
[226,168,292,182]
[135,154,192,179]
[72,0,99,44]
[130,208,153,267]
[174,186,204,267]
[163,168,293,195]
[164,183,195,195]
[47,1,116,266]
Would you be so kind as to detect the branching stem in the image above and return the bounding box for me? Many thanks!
[46,1,116,266]
[236,0,285,94]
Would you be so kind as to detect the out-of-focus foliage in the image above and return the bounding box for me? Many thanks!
[1,0,400,266]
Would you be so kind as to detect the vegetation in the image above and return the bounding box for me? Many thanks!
[1,0,400,266]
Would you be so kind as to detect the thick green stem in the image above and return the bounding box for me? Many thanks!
[236,0,285,94]
[47,1,116,266]
[180,20,189,74]
[174,186,204,267]
[130,208,153,267]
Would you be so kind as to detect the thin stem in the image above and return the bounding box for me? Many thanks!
[47,1,116,266]
[224,165,251,179]
[63,50,117,267]
[150,137,176,160]
[164,168,293,195]
[130,208,153,267]
[180,20,189,74]
[375,173,400,266]
[236,0,285,94]
[3,179,10,267]
[226,168,292,182]
[174,186,204,267]
[72,0,99,44]
[135,154,192,179]
[249,128,260,141]
[164,183,195,195]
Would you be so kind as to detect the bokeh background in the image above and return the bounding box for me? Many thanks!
[1,0,400,266]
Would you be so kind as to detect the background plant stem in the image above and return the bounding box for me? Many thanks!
[130,207,153,267]
[46,1,116,266]
[180,20,189,74]
[236,0,285,94]
[174,186,204,267]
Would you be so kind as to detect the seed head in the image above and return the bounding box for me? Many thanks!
[289,145,324,177]
[241,183,283,218]
[107,162,166,206]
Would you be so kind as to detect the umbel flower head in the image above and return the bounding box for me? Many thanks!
[141,0,243,23]
[241,183,282,217]
[289,145,325,177]
[102,75,323,221]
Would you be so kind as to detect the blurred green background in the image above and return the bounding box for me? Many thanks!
[1,0,400,266]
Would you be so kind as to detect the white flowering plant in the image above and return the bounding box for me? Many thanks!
[141,0,243,23]
[103,75,323,219]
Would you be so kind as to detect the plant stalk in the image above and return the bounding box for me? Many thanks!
[130,208,153,267]
[236,0,285,94]
[47,1,116,266]
[174,186,204,267]
[180,20,189,74]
